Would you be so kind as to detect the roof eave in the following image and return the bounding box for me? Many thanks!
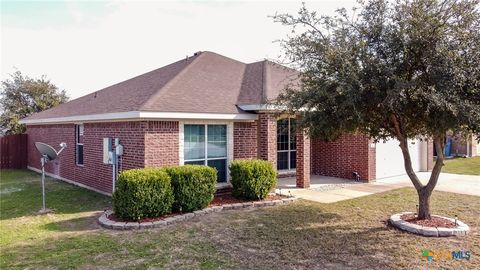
[20,111,258,125]
[238,104,287,112]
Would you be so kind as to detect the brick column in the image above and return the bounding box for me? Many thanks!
[367,138,376,181]
[258,113,277,168]
[296,129,310,188]
[427,139,434,171]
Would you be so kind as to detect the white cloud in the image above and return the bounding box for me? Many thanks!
[1,0,357,99]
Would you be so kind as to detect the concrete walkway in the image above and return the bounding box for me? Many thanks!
[276,172,480,203]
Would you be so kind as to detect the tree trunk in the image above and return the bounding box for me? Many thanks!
[417,187,432,219]
[415,136,445,219]
[390,115,446,220]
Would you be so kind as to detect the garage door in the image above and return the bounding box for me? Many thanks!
[376,139,421,179]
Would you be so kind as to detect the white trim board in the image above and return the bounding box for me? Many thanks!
[27,166,112,196]
[20,111,258,125]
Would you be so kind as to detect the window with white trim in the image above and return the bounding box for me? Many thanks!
[184,124,227,182]
[75,124,84,165]
[277,118,296,170]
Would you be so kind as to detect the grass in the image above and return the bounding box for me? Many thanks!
[443,156,480,175]
[1,169,479,269]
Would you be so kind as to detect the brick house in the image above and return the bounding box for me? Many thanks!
[445,132,479,157]
[21,51,433,195]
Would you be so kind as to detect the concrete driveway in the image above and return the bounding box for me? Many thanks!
[276,172,480,203]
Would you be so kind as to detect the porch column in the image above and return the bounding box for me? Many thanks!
[296,128,310,188]
[258,113,277,168]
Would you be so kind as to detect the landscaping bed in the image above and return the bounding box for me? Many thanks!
[389,212,469,237]
[99,193,296,230]
[400,213,456,228]
[210,193,286,206]
[105,160,281,229]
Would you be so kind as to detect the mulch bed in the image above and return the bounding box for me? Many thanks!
[107,193,289,223]
[400,214,456,228]
[210,193,286,206]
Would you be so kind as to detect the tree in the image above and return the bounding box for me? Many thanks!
[0,71,68,134]
[274,0,480,219]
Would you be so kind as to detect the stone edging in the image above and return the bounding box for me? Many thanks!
[389,212,469,237]
[99,197,298,230]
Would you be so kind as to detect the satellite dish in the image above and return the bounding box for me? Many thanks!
[34,141,67,214]
[35,142,59,161]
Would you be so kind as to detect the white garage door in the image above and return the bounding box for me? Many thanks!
[376,139,421,179]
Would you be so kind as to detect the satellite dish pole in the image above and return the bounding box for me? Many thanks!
[35,142,67,214]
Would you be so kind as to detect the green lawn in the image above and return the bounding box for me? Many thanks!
[443,156,480,175]
[1,170,479,269]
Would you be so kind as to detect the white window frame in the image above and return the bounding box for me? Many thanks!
[183,124,228,163]
[75,124,84,166]
[277,118,296,171]
[179,121,233,185]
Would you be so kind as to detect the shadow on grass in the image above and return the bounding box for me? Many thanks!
[199,203,396,269]
[42,214,103,232]
[1,225,233,270]
[1,170,111,220]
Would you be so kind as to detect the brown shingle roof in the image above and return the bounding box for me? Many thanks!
[23,51,299,122]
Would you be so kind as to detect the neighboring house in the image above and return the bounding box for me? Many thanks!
[20,51,433,195]
[446,132,479,157]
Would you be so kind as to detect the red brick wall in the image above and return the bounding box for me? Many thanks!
[367,138,376,180]
[27,124,76,182]
[258,114,277,168]
[427,139,434,170]
[26,121,179,194]
[233,122,257,159]
[144,121,179,167]
[450,133,478,157]
[310,133,375,181]
[296,129,310,188]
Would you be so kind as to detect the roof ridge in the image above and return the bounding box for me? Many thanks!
[139,52,204,110]
[203,51,247,65]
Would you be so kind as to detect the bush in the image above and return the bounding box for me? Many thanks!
[113,168,174,221]
[229,159,277,200]
[163,165,217,212]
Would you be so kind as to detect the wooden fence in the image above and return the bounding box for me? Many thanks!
[0,134,28,169]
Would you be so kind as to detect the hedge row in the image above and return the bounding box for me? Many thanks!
[113,165,217,221]
[113,160,277,221]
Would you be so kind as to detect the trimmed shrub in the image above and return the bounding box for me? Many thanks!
[230,159,277,200]
[113,168,174,221]
[163,165,217,212]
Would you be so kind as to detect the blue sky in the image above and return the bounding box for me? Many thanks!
[1,0,357,99]
[2,1,112,27]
